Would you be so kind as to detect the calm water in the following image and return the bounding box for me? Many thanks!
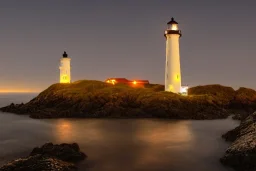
[0,93,238,171]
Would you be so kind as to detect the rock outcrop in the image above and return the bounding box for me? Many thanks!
[0,155,76,171]
[0,143,86,171]
[221,112,256,171]
[189,85,256,119]
[30,143,87,162]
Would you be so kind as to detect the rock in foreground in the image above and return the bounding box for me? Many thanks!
[221,112,256,171]
[0,143,86,171]
[0,155,76,171]
[31,143,87,162]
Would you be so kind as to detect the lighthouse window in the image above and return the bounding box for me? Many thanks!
[167,74,168,79]
[167,61,168,66]
[177,75,179,80]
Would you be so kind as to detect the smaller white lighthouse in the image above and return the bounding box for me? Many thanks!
[165,18,182,93]
[59,51,71,83]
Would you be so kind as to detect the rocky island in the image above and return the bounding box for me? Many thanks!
[1,80,256,120]
[0,143,86,171]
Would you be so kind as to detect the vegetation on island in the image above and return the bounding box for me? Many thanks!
[189,85,256,119]
[1,80,256,120]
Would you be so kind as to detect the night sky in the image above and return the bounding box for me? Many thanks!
[0,0,256,92]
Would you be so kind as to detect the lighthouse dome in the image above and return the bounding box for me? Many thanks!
[167,17,178,25]
[63,51,68,58]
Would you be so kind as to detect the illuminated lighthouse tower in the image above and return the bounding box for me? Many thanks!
[59,51,71,83]
[164,17,182,93]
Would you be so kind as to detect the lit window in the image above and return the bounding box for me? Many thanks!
[181,86,189,96]
[167,24,179,31]
[171,24,178,30]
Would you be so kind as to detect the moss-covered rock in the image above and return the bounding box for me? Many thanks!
[189,85,256,119]
[188,84,236,107]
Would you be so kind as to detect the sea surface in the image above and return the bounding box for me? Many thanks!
[0,93,239,171]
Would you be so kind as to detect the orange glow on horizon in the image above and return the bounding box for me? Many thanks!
[133,81,137,85]
[0,89,39,93]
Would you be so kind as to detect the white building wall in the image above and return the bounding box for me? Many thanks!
[59,58,71,83]
[165,34,181,93]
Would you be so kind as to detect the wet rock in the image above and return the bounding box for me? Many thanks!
[30,143,87,162]
[221,112,256,171]
[0,143,86,171]
[0,155,77,171]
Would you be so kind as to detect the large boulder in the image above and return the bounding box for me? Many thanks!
[30,143,87,162]
[221,112,256,171]
[0,143,86,171]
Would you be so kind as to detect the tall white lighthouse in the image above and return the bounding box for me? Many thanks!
[165,17,182,93]
[59,51,71,83]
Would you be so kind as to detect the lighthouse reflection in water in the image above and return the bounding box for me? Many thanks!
[0,114,238,171]
[48,118,236,171]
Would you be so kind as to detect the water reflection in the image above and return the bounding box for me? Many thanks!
[136,120,193,145]
[0,116,238,171]
[44,119,235,171]
[132,120,193,170]
[0,93,238,171]
[55,120,73,142]
[53,119,107,144]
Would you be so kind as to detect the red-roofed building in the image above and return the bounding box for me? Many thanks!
[105,78,149,86]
